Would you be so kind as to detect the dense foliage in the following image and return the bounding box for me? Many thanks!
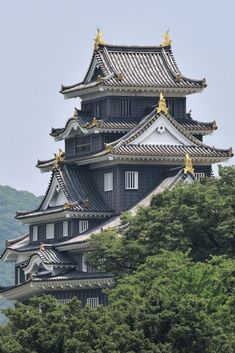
[0,166,234,352]
[87,166,235,276]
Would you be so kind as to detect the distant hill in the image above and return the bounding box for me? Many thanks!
[0,185,42,250]
[0,185,42,322]
[0,185,42,286]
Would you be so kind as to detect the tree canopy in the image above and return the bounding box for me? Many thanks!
[0,166,234,353]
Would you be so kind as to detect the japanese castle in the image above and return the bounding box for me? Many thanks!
[0,30,232,306]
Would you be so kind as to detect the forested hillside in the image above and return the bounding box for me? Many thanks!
[0,166,234,353]
[0,185,41,251]
[0,185,41,319]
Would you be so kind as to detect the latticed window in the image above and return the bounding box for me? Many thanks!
[79,220,88,234]
[194,172,205,181]
[125,171,138,189]
[120,99,132,117]
[104,172,113,192]
[54,222,63,239]
[38,225,46,242]
[68,221,72,237]
[76,136,90,154]
[86,297,99,309]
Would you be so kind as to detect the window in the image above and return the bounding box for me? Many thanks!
[46,224,54,239]
[125,171,138,190]
[104,172,113,191]
[75,136,90,154]
[79,220,88,234]
[54,222,63,239]
[120,99,132,117]
[57,299,72,305]
[68,221,72,237]
[194,172,205,181]
[38,225,46,242]
[87,297,99,309]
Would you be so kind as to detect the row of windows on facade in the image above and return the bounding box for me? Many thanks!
[104,171,139,192]
[82,98,178,118]
[30,220,89,242]
[104,171,205,192]
[57,297,99,309]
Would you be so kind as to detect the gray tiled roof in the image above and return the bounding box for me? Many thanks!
[61,44,206,95]
[50,112,216,140]
[23,248,75,267]
[16,164,113,219]
[111,144,229,159]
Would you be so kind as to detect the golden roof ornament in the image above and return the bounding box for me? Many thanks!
[105,144,113,152]
[228,147,234,157]
[161,30,172,47]
[212,120,217,130]
[94,28,105,50]
[63,202,71,210]
[54,149,65,169]
[157,93,168,114]
[40,242,45,251]
[184,153,194,174]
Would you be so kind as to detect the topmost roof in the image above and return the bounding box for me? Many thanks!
[60,32,207,98]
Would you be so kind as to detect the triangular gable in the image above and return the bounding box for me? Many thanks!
[41,175,68,210]
[131,114,196,146]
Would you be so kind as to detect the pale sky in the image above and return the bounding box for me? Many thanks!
[0,0,234,196]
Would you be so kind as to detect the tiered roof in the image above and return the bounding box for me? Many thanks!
[16,164,113,221]
[50,111,217,141]
[60,41,207,98]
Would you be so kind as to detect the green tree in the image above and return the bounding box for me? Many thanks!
[88,166,235,275]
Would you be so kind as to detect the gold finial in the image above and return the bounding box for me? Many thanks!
[40,242,45,251]
[116,73,124,81]
[161,30,172,47]
[54,149,65,169]
[157,93,168,114]
[184,153,194,174]
[83,199,90,208]
[212,120,217,130]
[105,144,113,152]
[63,202,71,210]
[175,73,182,82]
[228,147,234,157]
[94,28,105,50]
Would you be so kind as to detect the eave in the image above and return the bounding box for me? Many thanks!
[0,276,114,301]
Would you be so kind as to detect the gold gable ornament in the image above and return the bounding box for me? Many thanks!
[161,30,172,47]
[54,149,65,169]
[94,28,105,50]
[184,153,194,174]
[157,93,168,114]
[63,202,71,210]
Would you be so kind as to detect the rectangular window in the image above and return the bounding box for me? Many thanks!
[57,299,72,305]
[194,172,205,181]
[79,220,88,234]
[104,172,113,192]
[120,99,132,117]
[75,136,90,154]
[38,225,46,242]
[46,224,54,239]
[68,221,72,237]
[86,297,99,309]
[54,222,63,239]
[32,226,37,242]
[125,171,138,190]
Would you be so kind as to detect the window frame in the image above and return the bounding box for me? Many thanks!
[86,297,99,309]
[79,220,89,234]
[104,172,113,192]
[125,171,139,190]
